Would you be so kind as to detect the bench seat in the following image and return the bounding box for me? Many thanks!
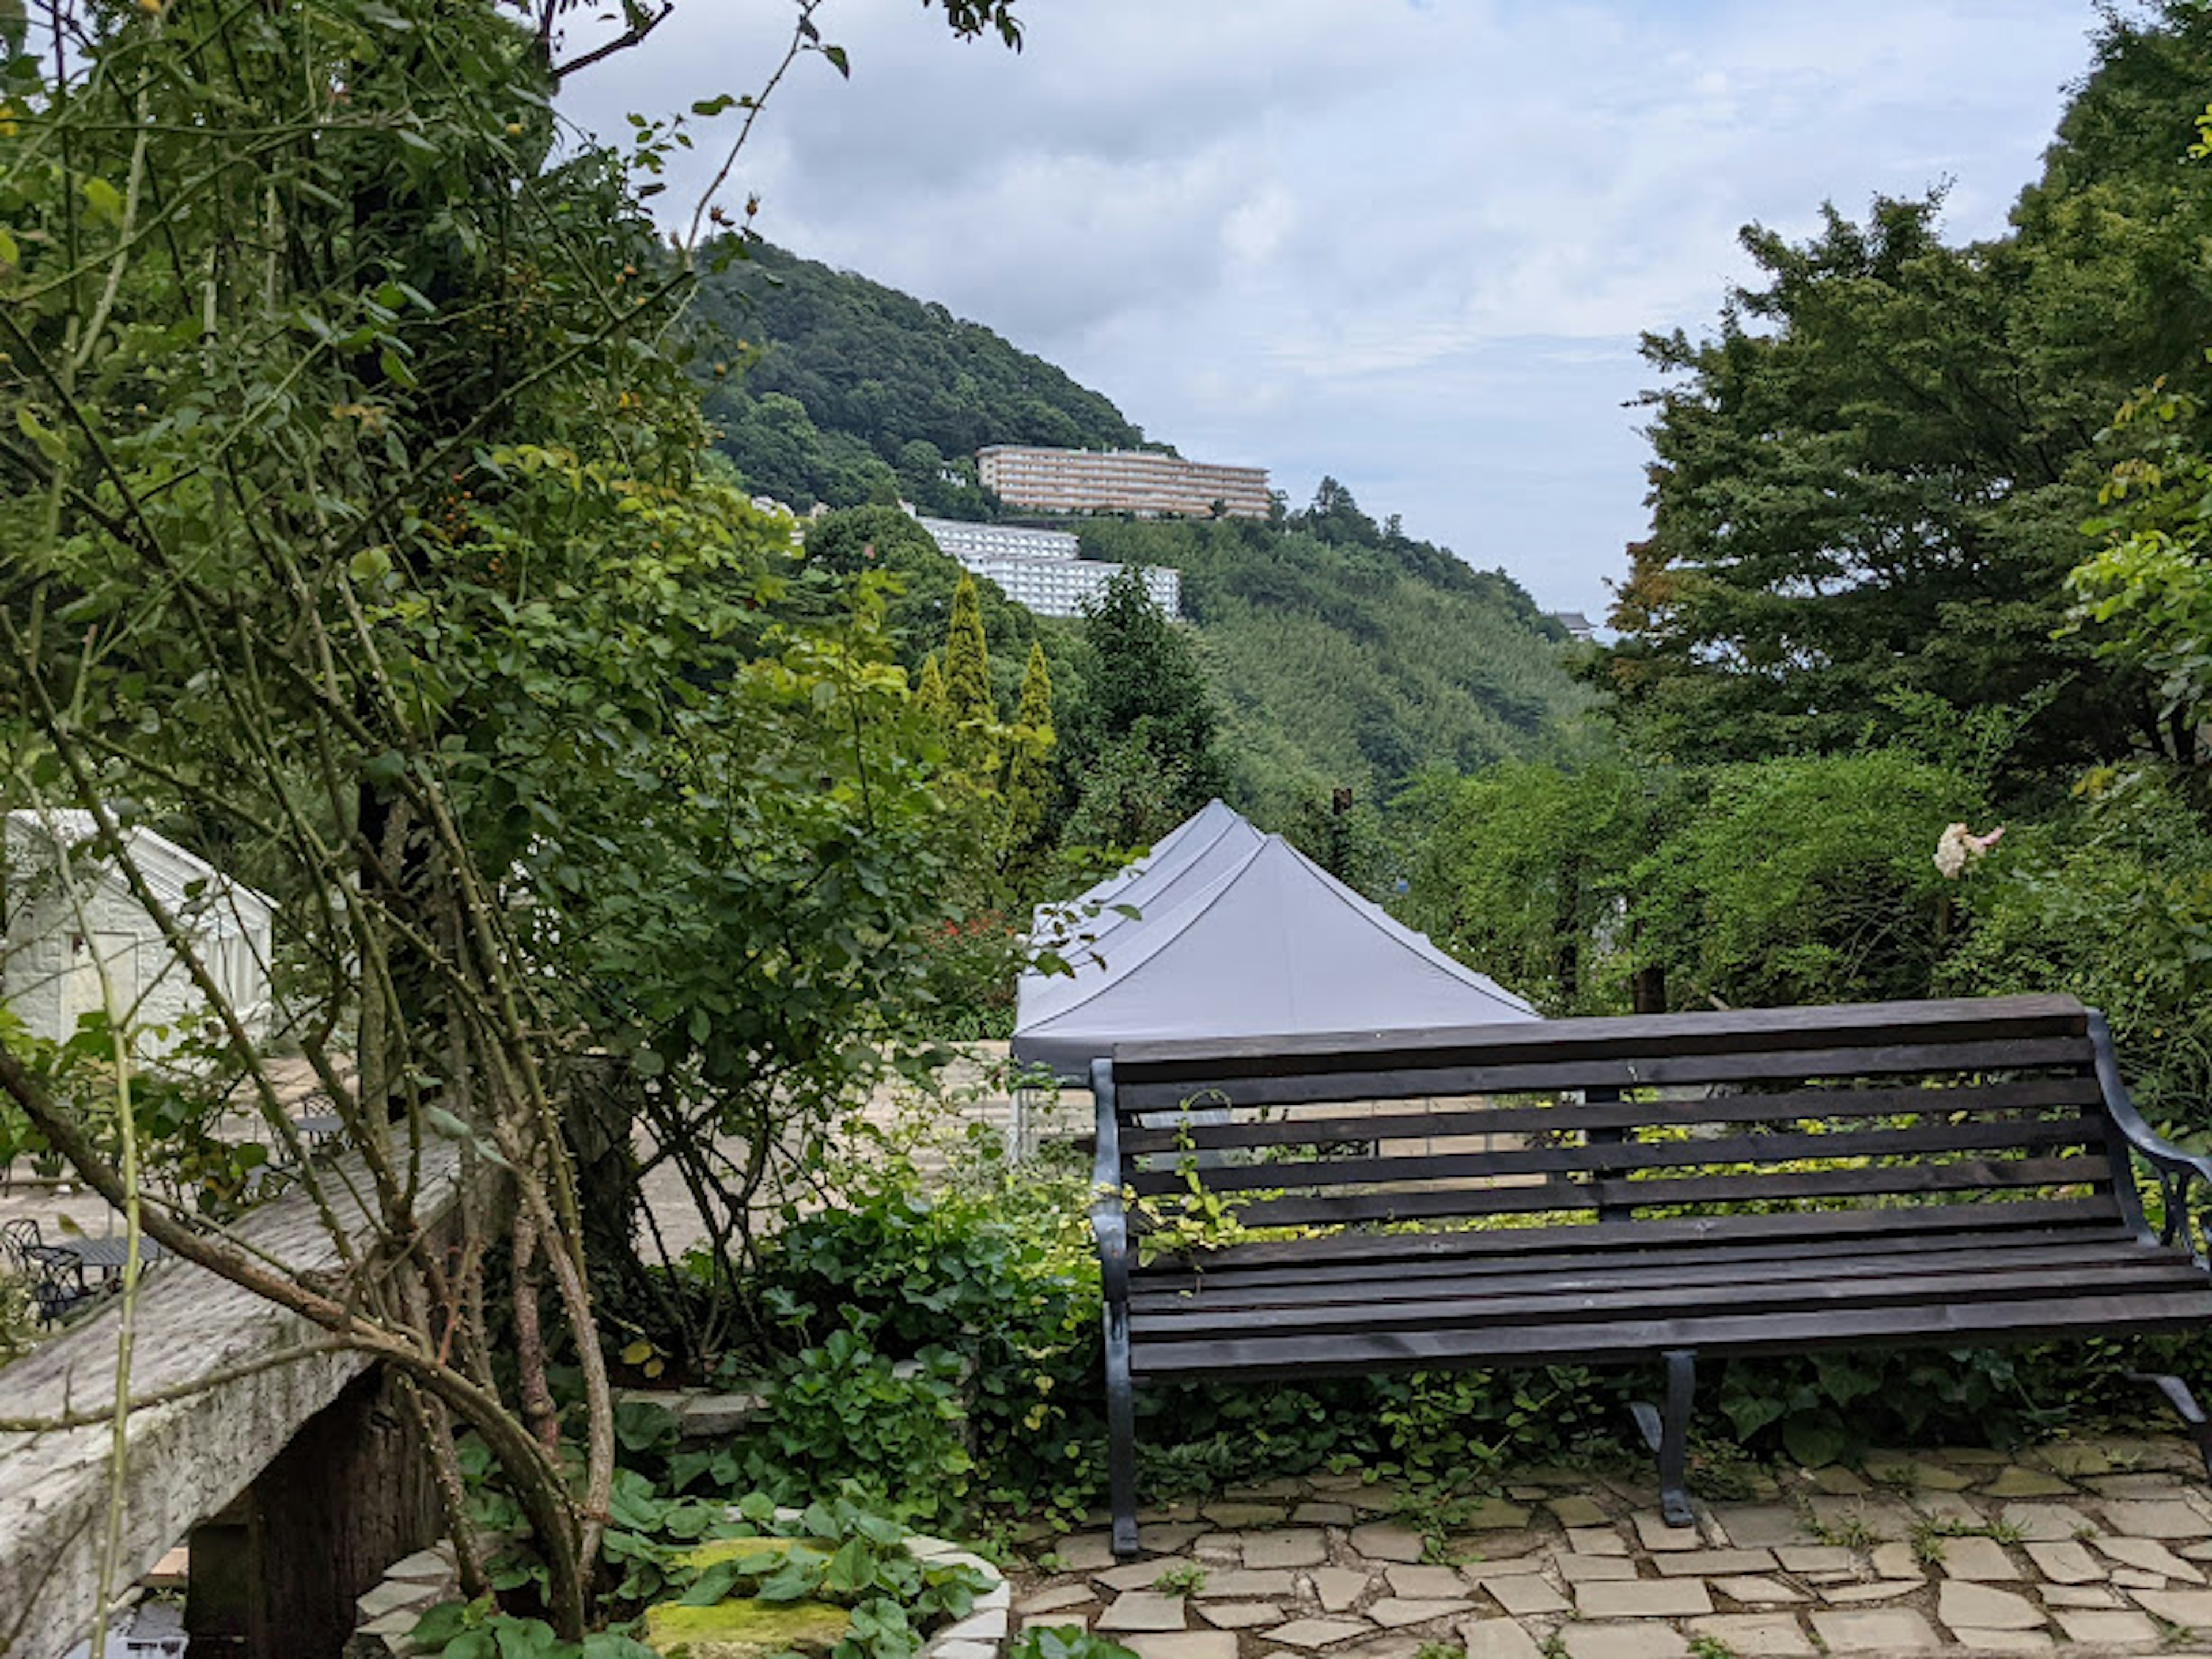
[1090,994,2212,1555]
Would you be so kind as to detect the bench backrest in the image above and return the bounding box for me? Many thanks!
[1101,994,2137,1240]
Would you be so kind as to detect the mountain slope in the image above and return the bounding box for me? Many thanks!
[693,241,1153,514]
[696,244,1594,817]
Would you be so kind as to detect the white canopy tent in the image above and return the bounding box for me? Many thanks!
[1013,802,1537,1082]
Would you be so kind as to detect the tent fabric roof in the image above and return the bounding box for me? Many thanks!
[1012,805,1537,1080]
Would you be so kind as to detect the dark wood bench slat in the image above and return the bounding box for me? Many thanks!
[1112,994,2092,1087]
[1124,1114,2105,1198]
[1117,1075,2108,1154]
[1167,1195,2126,1271]
[1213,1154,2110,1230]
[1116,1037,2094,1113]
[1134,1219,2138,1297]
[1128,1287,2212,1381]
[1131,1255,2211,1341]
[1129,1234,2163,1312]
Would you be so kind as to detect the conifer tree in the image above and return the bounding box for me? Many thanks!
[915,652,949,725]
[943,573,998,770]
[1003,642,1056,854]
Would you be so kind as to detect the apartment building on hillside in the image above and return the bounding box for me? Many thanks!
[914,513,1180,619]
[977,445,1271,520]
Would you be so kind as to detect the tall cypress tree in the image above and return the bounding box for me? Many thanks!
[1003,642,1055,854]
[943,573,997,770]
[915,652,949,726]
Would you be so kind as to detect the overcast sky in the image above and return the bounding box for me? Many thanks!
[562,2,2104,619]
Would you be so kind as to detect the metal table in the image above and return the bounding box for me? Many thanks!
[48,1234,168,1285]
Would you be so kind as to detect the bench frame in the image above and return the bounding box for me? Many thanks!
[1090,997,2212,1557]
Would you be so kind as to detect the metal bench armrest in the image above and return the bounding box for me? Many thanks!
[2093,1011,2212,1258]
[1090,1058,1130,1304]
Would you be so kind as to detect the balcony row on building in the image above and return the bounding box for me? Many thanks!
[976,445,1270,521]
[912,513,1179,619]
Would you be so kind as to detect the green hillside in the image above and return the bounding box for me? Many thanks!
[692,241,1153,514]
[700,245,1593,830]
[1081,507,1593,821]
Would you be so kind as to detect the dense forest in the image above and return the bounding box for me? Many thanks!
[692,241,1152,514]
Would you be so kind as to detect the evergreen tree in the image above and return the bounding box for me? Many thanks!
[1062,567,1227,839]
[944,572,998,770]
[1003,642,1056,854]
[916,653,949,726]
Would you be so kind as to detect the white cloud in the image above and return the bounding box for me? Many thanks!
[563,0,2097,615]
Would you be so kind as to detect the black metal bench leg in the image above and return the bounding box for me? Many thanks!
[1628,1349,1698,1528]
[2130,1371,2212,1478]
[1104,1299,1140,1558]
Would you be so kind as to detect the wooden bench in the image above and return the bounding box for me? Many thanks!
[1089,994,2212,1555]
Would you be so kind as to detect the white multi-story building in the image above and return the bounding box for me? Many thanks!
[912,514,1180,618]
[916,517,1080,564]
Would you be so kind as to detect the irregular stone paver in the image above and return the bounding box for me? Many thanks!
[1119,1633,1237,1659]
[1822,1580,1925,1603]
[2112,1566,2169,1589]
[1936,1580,2045,1631]
[1020,1585,1097,1613]
[1711,1574,1809,1603]
[1650,1546,1775,1576]
[1293,1502,1358,1526]
[1912,1493,1986,1527]
[1191,1533,1243,1563]
[1309,1569,1372,1613]
[1810,1607,1944,1652]
[1143,1524,1206,1553]
[1364,1598,1473,1628]
[1055,1534,1120,1571]
[2100,1535,2207,1581]
[1461,1498,1532,1531]
[1382,1565,1465,1599]
[2129,1585,2212,1624]
[1982,1467,2074,1499]
[1573,1578,1713,1618]
[1631,1513,1702,1551]
[1938,1535,2021,1581]
[1346,1523,1426,1563]
[1809,1466,1870,1495]
[1096,1592,1190,1633]
[1548,1495,1609,1528]
[1869,1542,1926,1580]
[1457,1618,1544,1659]
[1774,1544,1858,1574]
[1713,1504,1815,1547]
[1556,1554,1638,1584]
[2040,1583,2122,1607]
[2024,1540,2103,1582]
[1559,1625,1691,1659]
[1687,1612,1815,1655]
[1949,1633,2052,1654]
[1096,1559,1179,1593]
[2103,1499,2212,1539]
[1483,1575,1569,1616]
[1196,1603,1282,1629]
[1191,1569,1298,1600]
[2040,1442,2114,1477]
[1264,1618,1374,1649]
[1808,1494,1916,1538]
[1242,1530,1328,1569]
[1997,1502,2096,1541]
[1568,1525,1631,1556]
[2089,1472,2188,1497]
[1202,1502,1285,1528]
[2049,1605,2164,1645]
[1461,1555,1547,1580]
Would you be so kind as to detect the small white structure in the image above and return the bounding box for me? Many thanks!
[2,811,276,1053]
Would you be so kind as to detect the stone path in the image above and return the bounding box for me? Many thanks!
[1010,1434,2212,1657]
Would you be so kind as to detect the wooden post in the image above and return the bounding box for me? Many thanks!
[184,1365,440,1658]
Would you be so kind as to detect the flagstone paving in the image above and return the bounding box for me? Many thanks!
[1010,1434,2212,1656]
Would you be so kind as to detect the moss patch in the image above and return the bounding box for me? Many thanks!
[680,1536,826,1573]
[642,1597,853,1659]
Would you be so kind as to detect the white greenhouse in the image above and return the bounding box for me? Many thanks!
[1,811,276,1054]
